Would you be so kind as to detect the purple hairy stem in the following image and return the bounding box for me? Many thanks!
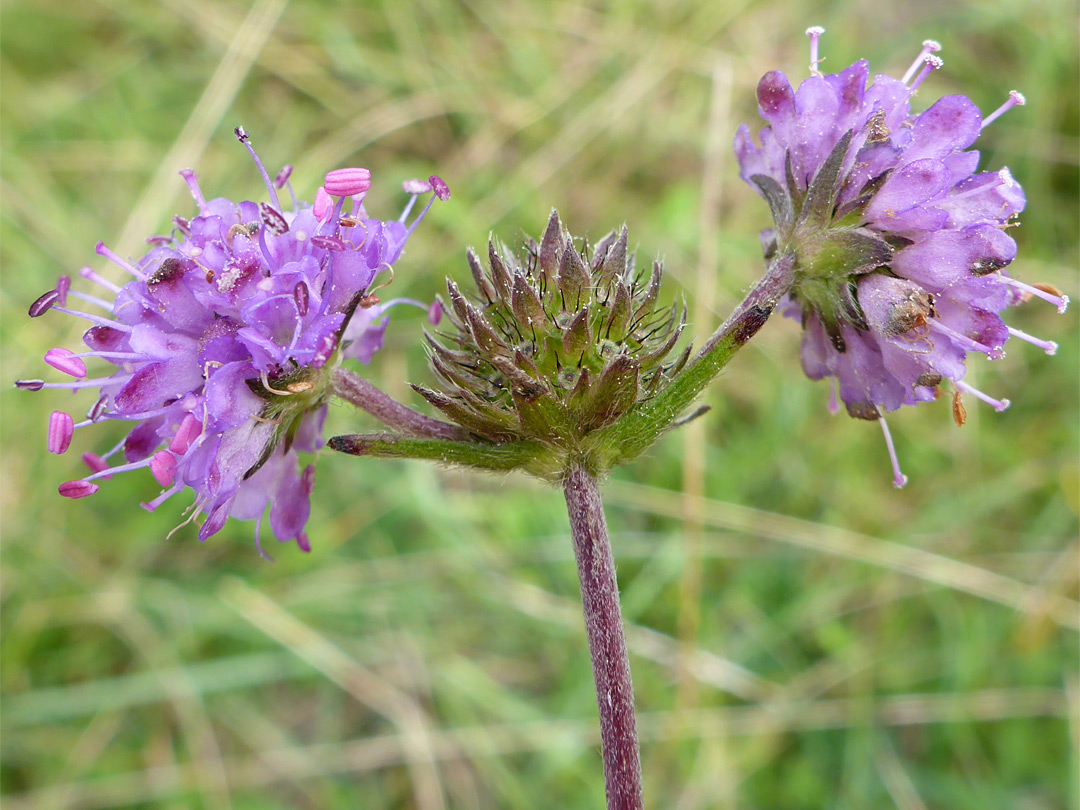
[331,367,468,441]
[563,464,643,810]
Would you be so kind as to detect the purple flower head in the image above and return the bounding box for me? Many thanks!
[735,28,1068,487]
[20,131,448,556]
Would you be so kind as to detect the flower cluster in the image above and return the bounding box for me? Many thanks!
[734,28,1067,486]
[20,128,447,555]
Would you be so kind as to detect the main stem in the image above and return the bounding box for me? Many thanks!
[563,464,643,810]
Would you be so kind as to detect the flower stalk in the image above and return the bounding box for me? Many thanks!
[563,464,643,810]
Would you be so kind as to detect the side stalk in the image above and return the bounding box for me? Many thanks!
[563,464,643,810]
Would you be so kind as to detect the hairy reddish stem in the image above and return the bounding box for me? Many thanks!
[563,464,643,810]
[331,367,468,441]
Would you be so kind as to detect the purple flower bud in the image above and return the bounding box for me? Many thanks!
[48,411,74,454]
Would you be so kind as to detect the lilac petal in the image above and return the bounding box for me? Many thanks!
[204,361,264,431]
[292,406,328,453]
[904,95,982,162]
[799,314,835,380]
[792,76,841,178]
[268,458,312,541]
[124,417,165,462]
[865,158,952,223]
[114,359,202,414]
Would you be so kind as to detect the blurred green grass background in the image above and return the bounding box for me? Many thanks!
[1,0,1077,807]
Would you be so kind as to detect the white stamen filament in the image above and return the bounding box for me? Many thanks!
[908,55,943,94]
[954,379,1010,411]
[929,319,1004,359]
[878,416,908,488]
[1007,325,1057,355]
[981,90,1026,130]
[805,26,825,76]
[901,39,942,85]
[999,276,1070,313]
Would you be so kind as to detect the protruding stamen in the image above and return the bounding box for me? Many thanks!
[429,175,450,201]
[48,411,74,454]
[908,54,943,94]
[827,381,840,415]
[981,90,1026,129]
[428,300,443,326]
[273,164,293,188]
[259,202,289,236]
[324,167,372,198]
[402,178,432,195]
[56,275,71,305]
[805,26,825,76]
[310,235,346,250]
[80,265,122,294]
[313,186,332,221]
[954,378,1010,411]
[29,289,60,318]
[44,348,88,378]
[235,126,282,212]
[878,416,908,488]
[82,453,113,478]
[87,395,109,422]
[52,306,134,331]
[67,289,112,311]
[59,480,99,499]
[150,450,178,487]
[169,413,203,454]
[178,169,208,215]
[294,281,309,317]
[29,375,131,391]
[95,242,146,280]
[901,39,943,84]
[1007,325,1057,355]
[999,276,1069,313]
[929,318,1004,359]
[145,235,173,247]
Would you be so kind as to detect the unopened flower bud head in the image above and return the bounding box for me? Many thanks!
[734,28,1066,486]
[402,210,691,480]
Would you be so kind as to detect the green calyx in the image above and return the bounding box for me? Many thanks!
[752,130,895,344]
[243,354,337,478]
[412,211,691,480]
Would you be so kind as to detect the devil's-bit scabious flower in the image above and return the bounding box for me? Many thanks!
[20,128,447,556]
[734,28,1068,486]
